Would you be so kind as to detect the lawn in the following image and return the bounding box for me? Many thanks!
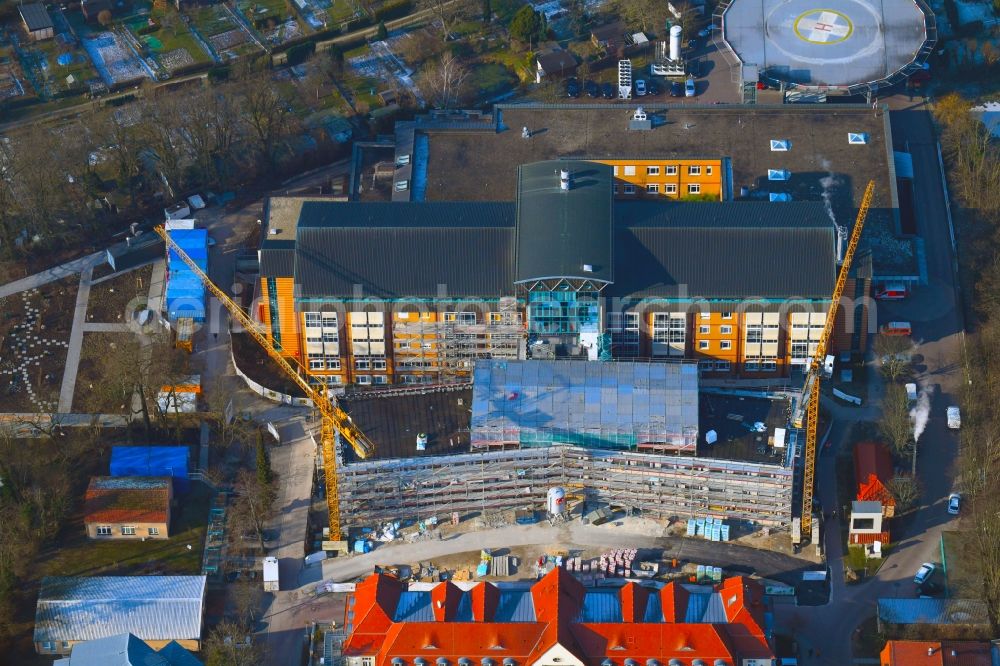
[129,10,214,68]
[466,61,517,102]
[32,481,212,580]
[74,332,137,413]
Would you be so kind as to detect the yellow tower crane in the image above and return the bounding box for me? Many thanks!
[793,179,875,543]
[153,225,375,541]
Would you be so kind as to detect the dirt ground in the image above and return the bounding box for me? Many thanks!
[75,332,140,413]
[0,276,78,412]
[87,263,154,323]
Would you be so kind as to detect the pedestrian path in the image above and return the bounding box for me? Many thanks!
[0,251,103,299]
[57,265,93,413]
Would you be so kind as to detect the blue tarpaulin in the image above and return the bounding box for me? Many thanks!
[166,228,208,322]
[110,446,191,493]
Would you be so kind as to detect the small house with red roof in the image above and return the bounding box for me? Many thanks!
[340,568,774,666]
[880,639,996,666]
[854,441,896,517]
[84,477,172,540]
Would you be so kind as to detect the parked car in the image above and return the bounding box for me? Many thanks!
[585,80,599,97]
[947,405,961,429]
[566,77,580,98]
[601,82,615,99]
[948,493,961,515]
[646,80,660,96]
[670,81,684,97]
[913,562,936,585]
[685,78,696,97]
[635,79,647,96]
[880,321,912,336]
[876,283,909,300]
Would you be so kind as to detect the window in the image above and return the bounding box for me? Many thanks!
[720,340,732,350]
[148,527,159,536]
[665,184,677,194]
[121,526,136,536]
[852,518,875,530]
[698,325,710,334]
[42,642,54,652]
[322,313,338,325]
[688,184,701,195]
[720,325,732,335]
[325,357,341,370]
[698,360,715,371]
[96,526,112,536]
[304,312,322,326]
[326,376,343,385]
[647,184,659,193]
[362,658,376,666]
[688,165,702,176]
[666,165,678,175]
[624,165,636,176]
[623,184,636,195]
[745,361,760,372]
[646,166,660,175]
[716,360,731,371]
[700,312,711,319]
[613,165,619,176]
[762,359,777,371]
[373,359,387,370]
[746,324,763,343]
[722,311,732,319]
[306,335,322,343]
[706,165,714,175]
[356,375,371,385]
[791,341,810,359]
[355,359,370,370]
[373,375,388,385]
[309,358,325,370]
[698,340,710,350]
[322,331,338,342]
[613,184,618,194]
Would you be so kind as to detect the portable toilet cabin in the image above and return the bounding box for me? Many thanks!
[263,556,279,591]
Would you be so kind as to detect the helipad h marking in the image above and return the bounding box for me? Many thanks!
[793,9,853,44]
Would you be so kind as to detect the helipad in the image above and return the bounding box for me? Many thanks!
[721,0,934,90]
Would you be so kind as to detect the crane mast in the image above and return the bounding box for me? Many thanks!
[153,225,376,540]
[797,180,875,542]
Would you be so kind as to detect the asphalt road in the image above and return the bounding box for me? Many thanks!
[775,100,967,664]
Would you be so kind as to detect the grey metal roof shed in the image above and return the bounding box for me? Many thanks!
[34,576,207,644]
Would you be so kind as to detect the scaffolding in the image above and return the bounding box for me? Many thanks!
[336,442,796,532]
[392,297,526,382]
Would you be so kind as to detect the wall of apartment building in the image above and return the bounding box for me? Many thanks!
[594,159,724,200]
[85,520,170,540]
[337,443,795,530]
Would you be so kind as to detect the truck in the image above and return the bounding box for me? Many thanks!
[947,406,961,429]
[263,556,279,592]
[905,383,918,404]
[880,321,912,336]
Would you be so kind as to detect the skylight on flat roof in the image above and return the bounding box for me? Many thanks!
[848,133,869,144]
[767,169,791,181]
[769,192,792,202]
[770,139,790,151]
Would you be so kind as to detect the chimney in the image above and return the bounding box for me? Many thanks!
[560,169,571,191]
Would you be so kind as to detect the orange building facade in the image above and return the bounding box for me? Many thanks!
[594,158,725,200]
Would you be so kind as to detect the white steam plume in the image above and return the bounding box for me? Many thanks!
[910,384,934,442]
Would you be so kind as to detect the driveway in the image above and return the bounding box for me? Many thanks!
[779,101,967,664]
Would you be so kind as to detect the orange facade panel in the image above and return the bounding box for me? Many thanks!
[595,158,724,200]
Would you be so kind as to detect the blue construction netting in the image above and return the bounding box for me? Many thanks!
[109,446,191,493]
[166,229,209,322]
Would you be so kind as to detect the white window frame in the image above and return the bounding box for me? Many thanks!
[304,312,322,326]
[720,325,732,335]
[373,375,388,385]
[121,526,136,536]
[624,165,636,176]
[373,359,387,370]
[716,360,731,371]
[623,184,636,195]
[688,165,702,176]
[325,356,341,370]
[720,340,732,350]
[96,526,112,536]
[148,527,159,536]
[355,359,370,370]
[745,361,760,372]
[689,184,701,194]
[322,331,338,342]
[762,360,778,372]
[306,335,322,343]
[646,165,660,176]
[664,184,677,194]
[356,375,371,385]
[309,359,325,371]
[326,375,343,385]
[698,325,710,334]
[647,184,659,193]
[706,165,714,175]
[666,165,678,175]
[700,312,711,319]
[722,311,732,319]
[698,340,710,350]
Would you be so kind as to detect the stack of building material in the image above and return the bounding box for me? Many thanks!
[165,225,208,322]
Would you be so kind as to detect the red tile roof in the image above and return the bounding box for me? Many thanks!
[854,441,893,490]
[849,531,891,545]
[83,476,171,525]
[342,569,773,666]
[880,640,994,666]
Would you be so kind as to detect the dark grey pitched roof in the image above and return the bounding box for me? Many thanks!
[259,244,295,278]
[20,3,53,31]
[536,49,577,75]
[294,202,515,298]
[609,201,836,299]
[515,161,614,284]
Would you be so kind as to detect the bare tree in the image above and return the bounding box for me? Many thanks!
[420,0,471,41]
[880,382,912,460]
[139,95,187,199]
[236,76,293,173]
[97,109,145,207]
[887,475,921,514]
[203,619,265,666]
[420,53,470,108]
[874,333,914,382]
